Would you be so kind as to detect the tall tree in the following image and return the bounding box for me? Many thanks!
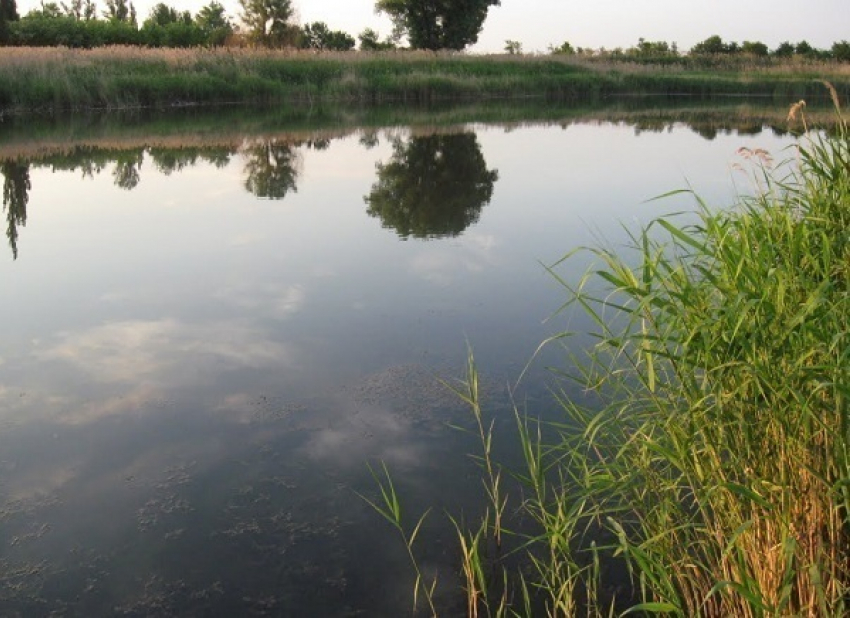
[375,0,500,51]
[61,0,83,19]
[103,0,131,22]
[146,2,181,26]
[0,0,19,43]
[300,21,355,51]
[196,0,232,44]
[238,0,293,46]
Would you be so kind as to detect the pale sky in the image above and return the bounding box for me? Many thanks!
[15,0,849,53]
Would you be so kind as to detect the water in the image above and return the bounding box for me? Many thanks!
[0,103,797,615]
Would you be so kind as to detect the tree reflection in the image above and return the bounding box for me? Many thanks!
[113,150,144,190]
[243,140,301,200]
[364,133,498,239]
[2,161,31,260]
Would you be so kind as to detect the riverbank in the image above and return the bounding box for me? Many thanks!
[1,46,849,113]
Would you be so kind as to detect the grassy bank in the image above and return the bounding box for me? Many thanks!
[1,46,849,112]
[371,99,850,615]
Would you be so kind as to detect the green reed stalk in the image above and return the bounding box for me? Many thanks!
[366,95,848,616]
[538,97,849,615]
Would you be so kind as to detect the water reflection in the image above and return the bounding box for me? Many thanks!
[0,99,831,259]
[2,160,30,260]
[243,139,301,200]
[0,107,803,615]
[364,133,498,239]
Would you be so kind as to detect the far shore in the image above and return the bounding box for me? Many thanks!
[1,46,849,113]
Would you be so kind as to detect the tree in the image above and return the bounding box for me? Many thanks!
[833,40,850,62]
[503,39,521,54]
[690,35,734,55]
[549,40,574,55]
[375,0,501,51]
[103,0,132,22]
[358,27,395,51]
[29,2,63,18]
[238,0,293,46]
[300,21,355,51]
[2,161,30,260]
[773,41,794,58]
[195,1,232,44]
[741,40,769,57]
[60,0,83,19]
[794,40,815,57]
[364,133,498,239]
[82,0,96,20]
[145,3,182,26]
[0,0,19,44]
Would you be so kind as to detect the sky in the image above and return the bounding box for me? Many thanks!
[14,0,849,53]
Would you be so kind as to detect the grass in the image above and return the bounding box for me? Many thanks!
[365,94,850,615]
[0,46,849,112]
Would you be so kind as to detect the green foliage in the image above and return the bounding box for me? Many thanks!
[795,39,814,56]
[834,40,850,62]
[549,40,575,55]
[0,0,17,42]
[691,34,738,55]
[102,0,132,23]
[358,27,395,51]
[144,3,188,27]
[740,40,768,57]
[238,0,293,47]
[773,40,795,57]
[11,13,140,46]
[503,39,521,55]
[1,0,19,22]
[194,1,231,45]
[375,0,500,51]
[300,21,355,51]
[631,37,676,57]
[140,20,205,47]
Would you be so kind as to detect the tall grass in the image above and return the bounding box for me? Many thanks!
[540,95,850,615]
[0,46,848,112]
[366,96,850,615]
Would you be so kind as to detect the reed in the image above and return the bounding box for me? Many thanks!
[365,95,850,615]
[1,46,848,112]
[530,95,849,615]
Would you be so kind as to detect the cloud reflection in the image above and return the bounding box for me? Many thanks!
[409,232,499,285]
[213,283,306,320]
[38,319,294,385]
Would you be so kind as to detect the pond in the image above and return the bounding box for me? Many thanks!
[0,101,799,615]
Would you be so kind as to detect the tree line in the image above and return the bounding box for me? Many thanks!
[0,0,500,50]
[2,0,847,62]
[550,35,850,63]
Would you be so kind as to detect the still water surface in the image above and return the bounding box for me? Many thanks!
[0,106,795,615]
